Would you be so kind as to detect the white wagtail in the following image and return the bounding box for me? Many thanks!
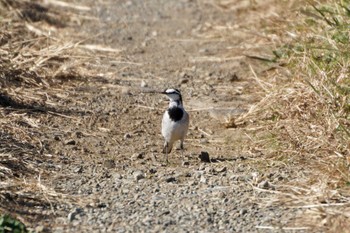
[160,88,189,164]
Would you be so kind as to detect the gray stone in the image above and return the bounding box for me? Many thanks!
[257,180,270,189]
[131,153,144,160]
[240,209,248,216]
[200,176,207,184]
[216,166,227,173]
[134,170,145,181]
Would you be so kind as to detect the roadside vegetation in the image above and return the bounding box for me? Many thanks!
[237,0,350,230]
[0,0,90,231]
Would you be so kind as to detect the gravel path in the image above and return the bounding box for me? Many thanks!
[43,1,307,232]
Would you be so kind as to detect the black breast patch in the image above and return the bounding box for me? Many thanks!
[168,107,184,122]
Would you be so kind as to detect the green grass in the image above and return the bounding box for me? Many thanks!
[0,215,28,233]
[287,0,350,143]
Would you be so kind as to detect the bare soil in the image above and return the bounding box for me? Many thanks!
[1,0,312,232]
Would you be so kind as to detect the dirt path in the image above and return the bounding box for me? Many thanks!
[5,0,305,232]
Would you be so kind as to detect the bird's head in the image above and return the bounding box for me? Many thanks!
[161,88,183,105]
[162,88,182,101]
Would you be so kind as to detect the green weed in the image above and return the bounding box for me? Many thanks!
[0,215,28,233]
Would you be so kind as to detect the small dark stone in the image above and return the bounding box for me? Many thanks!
[76,131,83,138]
[229,73,239,82]
[240,209,248,216]
[124,133,132,139]
[257,180,270,189]
[131,153,144,160]
[163,220,176,227]
[180,78,189,84]
[134,171,145,181]
[199,151,210,163]
[182,161,190,166]
[67,212,76,222]
[149,168,157,174]
[165,177,176,183]
[161,210,170,215]
[75,208,84,214]
[97,203,107,208]
[65,139,76,145]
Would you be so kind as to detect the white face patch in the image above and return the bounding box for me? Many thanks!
[165,88,180,95]
[164,88,182,102]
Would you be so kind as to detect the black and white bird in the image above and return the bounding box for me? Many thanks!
[161,88,189,163]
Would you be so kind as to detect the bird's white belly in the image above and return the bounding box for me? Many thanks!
[162,111,189,144]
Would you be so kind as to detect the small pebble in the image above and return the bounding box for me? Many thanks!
[216,166,227,173]
[124,133,132,139]
[194,171,204,178]
[67,212,76,222]
[65,139,76,145]
[182,161,190,166]
[199,164,206,170]
[113,173,122,180]
[35,226,44,233]
[257,180,270,189]
[103,159,116,169]
[131,153,144,160]
[73,166,83,173]
[205,167,213,173]
[141,80,148,87]
[199,151,210,163]
[200,138,209,144]
[149,168,157,174]
[97,203,107,208]
[240,209,248,216]
[165,177,176,183]
[134,171,145,181]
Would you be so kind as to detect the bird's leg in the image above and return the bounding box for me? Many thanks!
[165,142,169,165]
[166,146,168,165]
[180,140,184,159]
[162,141,170,165]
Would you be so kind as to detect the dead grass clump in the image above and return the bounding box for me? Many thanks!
[237,0,350,231]
[0,0,96,228]
[1,0,68,27]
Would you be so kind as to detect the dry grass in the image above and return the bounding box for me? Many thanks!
[0,0,103,227]
[235,0,350,231]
